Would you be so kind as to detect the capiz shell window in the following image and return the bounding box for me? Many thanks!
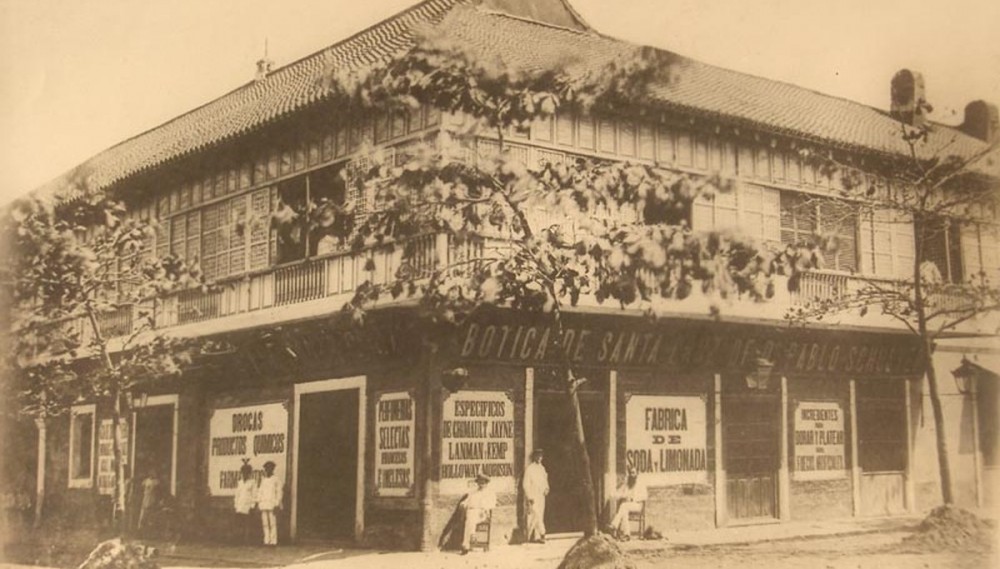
[69,404,96,488]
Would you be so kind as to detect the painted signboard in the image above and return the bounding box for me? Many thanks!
[97,419,130,496]
[374,392,416,497]
[208,402,288,496]
[440,391,515,494]
[457,316,924,379]
[625,395,709,485]
[793,401,847,481]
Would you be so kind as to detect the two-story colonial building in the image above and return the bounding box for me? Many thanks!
[22,0,1000,551]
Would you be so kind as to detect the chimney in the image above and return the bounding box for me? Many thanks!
[959,100,1000,143]
[255,58,273,82]
[890,69,928,127]
[255,38,273,82]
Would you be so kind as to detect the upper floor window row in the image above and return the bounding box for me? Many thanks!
[151,104,441,221]
[693,186,998,283]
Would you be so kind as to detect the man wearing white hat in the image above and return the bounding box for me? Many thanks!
[459,473,496,554]
[522,449,549,544]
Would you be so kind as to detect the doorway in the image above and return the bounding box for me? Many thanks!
[130,396,177,497]
[292,377,366,542]
[534,391,605,534]
[723,393,780,521]
[857,379,907,516]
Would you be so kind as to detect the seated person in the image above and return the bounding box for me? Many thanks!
[460,474,496,554]
[609,466,646,540]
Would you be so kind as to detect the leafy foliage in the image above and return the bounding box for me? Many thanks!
[3,189,202,529]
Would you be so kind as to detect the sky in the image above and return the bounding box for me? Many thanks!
[1,0,998,203]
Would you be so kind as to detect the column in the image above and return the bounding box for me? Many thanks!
[850,379,861,517]
[714,373,727,527]
[972,377,983,508]
[779,376,791,520]
[524,368,534,465]
[904,378,915,513]
[606,370,618,526]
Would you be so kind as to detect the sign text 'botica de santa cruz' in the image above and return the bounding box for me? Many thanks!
[458,316,923,379]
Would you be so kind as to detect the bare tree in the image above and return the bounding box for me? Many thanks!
[788,120,1000,505]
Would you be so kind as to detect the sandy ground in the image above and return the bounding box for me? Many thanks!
[4,523,995,569]
[629,532,997,569]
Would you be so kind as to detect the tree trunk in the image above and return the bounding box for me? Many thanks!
[912,225,954,505]
[923,339,955,504]
[566,378,599,536]
[112,386,128,535]
[33,417,46,529]
[550,303,600,537]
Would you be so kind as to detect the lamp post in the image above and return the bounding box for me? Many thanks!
[951,357,982,507]
[951,358,975,395]
[745,358,775,390]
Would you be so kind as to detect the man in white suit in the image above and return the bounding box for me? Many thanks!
[522,449,549,543]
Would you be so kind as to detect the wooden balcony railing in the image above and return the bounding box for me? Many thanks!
[71,237,981,344]
[177,288,222,325]
[145,233,443,333]
[274,260,327,306]
[96,305,134,339]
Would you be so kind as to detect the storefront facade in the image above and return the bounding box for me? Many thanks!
[51,309,940,548]
[18,0,999,552]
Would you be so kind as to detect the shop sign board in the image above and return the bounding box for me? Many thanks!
[374,392,416,497]
[457,317,923,379]
[98,419,130,496]
[793,401,846,481]
[440,390,515,494]
[625,395,708,485]
[208,402,288,496]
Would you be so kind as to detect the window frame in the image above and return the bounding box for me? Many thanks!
[68,404,97,489]
[780,191,860,273]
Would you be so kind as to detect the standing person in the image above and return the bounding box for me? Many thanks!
[257,461,282,546]
[234,462,258,544]
[137,470,161,536]
[522,449,549,544]
[459,474,496,555]
[609,466,646,540]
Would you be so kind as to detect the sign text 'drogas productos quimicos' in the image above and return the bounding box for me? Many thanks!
[208,402,288,496]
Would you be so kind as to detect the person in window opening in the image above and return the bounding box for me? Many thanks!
[459,473,496,555]
[609,466,647,541]
[257,461,283,546]
[137,469,161,536]
[234,461,258,545]
[522,448,549,544]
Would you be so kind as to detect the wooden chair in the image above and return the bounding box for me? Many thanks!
[469,509,492,552]
[627,502,646,539]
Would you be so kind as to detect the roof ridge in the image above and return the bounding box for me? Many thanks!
[582,27,980,143]
[476,7,597,35]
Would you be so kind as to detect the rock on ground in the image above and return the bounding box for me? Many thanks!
[557,534,634,569]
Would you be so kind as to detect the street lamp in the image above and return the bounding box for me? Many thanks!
[442,367,470,393]
[951,358,976,395]
[745,358,775,390]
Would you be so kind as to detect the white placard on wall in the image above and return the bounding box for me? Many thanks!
[374,392,416,497]
[208,402,288,496]
[440,391,515,495]
[625,395,709,485]
[793,401,846,481]
[97,419,129,496]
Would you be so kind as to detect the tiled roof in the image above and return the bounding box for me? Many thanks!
[441,7,992,163]
[36,0,470,201]
[35,0,995,201]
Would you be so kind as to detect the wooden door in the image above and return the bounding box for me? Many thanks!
[724,394,779,521]
[857,380,906,516]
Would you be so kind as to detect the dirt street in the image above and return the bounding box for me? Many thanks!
[627,532,997,569]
